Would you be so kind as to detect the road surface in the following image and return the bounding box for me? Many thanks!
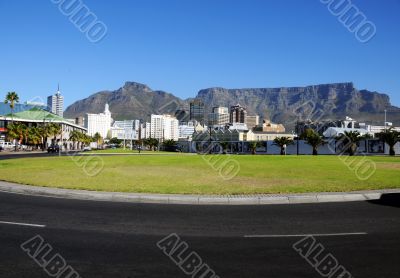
[0,191,399,277]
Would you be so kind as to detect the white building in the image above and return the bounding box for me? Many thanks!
[47,86,64,117]
[85,104,112,138]
[150,114,179,141]
[179,121,195,140]
[208,106,229,127]
[110,120,138,140]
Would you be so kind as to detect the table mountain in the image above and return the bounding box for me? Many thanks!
[64,82,187,121]
[64,81,400,130]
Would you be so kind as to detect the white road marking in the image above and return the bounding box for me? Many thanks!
[0,221,46,228]
[244,232,367,238]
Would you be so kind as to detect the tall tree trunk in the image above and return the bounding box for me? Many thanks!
[389,145,395,156]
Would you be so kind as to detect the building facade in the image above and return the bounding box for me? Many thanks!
[47,87,64,117]
[0,108,87,150]
[190,99,205,123]
[246,115,260,129]
[85,104,112,138]
[178,121,195,140]
[230,104,247,124]
[110,120,139,140]
[208,106,229,127]
[151,114,179,141]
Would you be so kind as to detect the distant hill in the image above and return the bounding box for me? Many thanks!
[64,81,400,130]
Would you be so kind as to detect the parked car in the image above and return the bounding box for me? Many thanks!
[47,145,60,153]
[83,146,92,151]
[0,142,16,150]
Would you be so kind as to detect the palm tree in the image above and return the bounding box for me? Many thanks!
[81,134,92,146]
[144,138,159,151]
[219,141,229,154]
[47,123,62,146]
[27,127,42,149]
[337,131,362,156]
[4,91,19,123]
[93,132,102,149]
[40,124,53,150]
[69,130,82,150]
[6,123,22,142]
[273,137,294,155]
[7,122,26,150]
[248,141,261,155]
[377,128,400,156]
[163,139,176,152]
[303,130,326,155]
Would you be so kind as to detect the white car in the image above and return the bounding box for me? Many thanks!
[0,142,16,150]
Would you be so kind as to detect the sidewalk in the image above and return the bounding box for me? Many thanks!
[1,181,399,205]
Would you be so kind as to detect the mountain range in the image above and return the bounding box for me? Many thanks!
[64,81,400,130]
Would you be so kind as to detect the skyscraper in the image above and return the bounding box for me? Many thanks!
[47,85,64,117]
[189,99,205,123]
[230,104,247,124]
[150,114,179,141]
[85,103,112,138]
[208,106,229,127]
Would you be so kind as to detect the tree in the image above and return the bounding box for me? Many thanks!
[144,138,159,151]
[7,123,24,143]
[27,127,42,149]
[163,139,176,152]
[109,137,122,145]
[93,132,103,149]
[219,141,229,154]
[47,123,62,145]
[69,130,82,150]
[303,130,326,155]
[377,128,400,156]
[273,137,294,155]
[41,124,54,150]
[7,122,26,151]
[4,91,19,123]
[248,141,261,155]
[337,131,362,156]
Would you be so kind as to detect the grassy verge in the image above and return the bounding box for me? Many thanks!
[85,149,177,154]
[0,155,399,195]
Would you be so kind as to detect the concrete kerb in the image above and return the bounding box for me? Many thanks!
[0,181,399,205]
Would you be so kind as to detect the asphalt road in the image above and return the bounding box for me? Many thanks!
[0,192,399,278]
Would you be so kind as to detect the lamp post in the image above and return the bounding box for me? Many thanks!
[208,125,212,154]
[296,119,300,156]
[138,119,143,154]
[384,109,387,131]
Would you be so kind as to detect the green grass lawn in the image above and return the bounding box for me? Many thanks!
[85,149,174,154]
[0,155,399,195]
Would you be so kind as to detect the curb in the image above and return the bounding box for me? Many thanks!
[0,181,399,205]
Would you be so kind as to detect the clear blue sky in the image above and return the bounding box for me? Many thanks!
[0,0,399,108]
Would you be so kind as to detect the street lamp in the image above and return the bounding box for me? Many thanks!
[296,119,300,156]
[384,109,387,131]
[138,119,143,153]
[208,125,212,154]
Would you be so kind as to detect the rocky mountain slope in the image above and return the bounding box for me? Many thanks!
[64,81,400,130]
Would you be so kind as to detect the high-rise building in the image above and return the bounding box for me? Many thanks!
[85,103,112,138]
[246,115,260,129]
[208,106,229,127]
[47,85,64,117]
[151,114,179,141]
[230,104,247,124]
[189,99,205,123]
